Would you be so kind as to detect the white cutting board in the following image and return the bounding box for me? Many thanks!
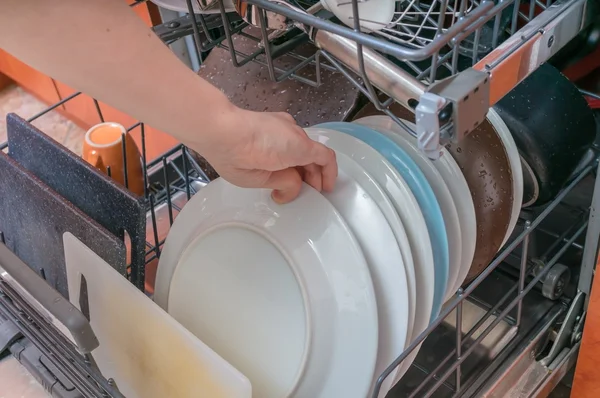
[63,232,251,398]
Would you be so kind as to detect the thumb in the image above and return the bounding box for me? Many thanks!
[262,168,303,204]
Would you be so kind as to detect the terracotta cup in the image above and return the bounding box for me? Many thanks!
[82,122,145,196]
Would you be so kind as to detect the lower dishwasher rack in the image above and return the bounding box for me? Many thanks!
[1,111,598,397]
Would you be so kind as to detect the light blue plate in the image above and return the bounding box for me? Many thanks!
[316,121,449,321]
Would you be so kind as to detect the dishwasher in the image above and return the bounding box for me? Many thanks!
[0,0,599,397]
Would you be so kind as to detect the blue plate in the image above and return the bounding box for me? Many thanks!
[316,122,449,321]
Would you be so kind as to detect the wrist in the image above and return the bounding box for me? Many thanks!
[183,92,241,153]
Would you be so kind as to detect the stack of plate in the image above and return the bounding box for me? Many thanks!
[154,115,523,398]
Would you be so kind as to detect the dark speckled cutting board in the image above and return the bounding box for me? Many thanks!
[0,151,126,298]
[6,114,147,289]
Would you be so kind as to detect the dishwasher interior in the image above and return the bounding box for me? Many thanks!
[1,0,600,397]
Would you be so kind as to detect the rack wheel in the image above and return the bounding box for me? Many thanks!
[542,263,571,300]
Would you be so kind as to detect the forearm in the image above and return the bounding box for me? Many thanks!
[0,0,232,150]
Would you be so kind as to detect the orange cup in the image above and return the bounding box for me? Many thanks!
[82,122,145,196]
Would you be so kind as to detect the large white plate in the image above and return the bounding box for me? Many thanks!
[155,180,378,398]
[355,117,462,301]
[488,108,523,248]
[308,137,411,396]
[306,127,433,386]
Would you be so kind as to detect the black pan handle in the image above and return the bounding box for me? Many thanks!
[0,243,99,354]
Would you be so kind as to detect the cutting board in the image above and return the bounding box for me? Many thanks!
[6,113,147,289]
[0,152,126,298]
[63,233,252,398]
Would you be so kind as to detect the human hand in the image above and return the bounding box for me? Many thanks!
[191,104,338,203]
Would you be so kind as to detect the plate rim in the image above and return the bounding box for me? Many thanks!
[308,133,413,395]
[316,121,449,321]
[487,108,523,247]
[354,116,463,302]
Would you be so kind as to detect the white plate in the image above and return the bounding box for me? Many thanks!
[311,142,411,396]
[306,127,433,385]
[356,116,476,295]
[320,0,395,31]
[155,180,378,398]
[355,117,462,301]
[487,108,523,247]
[150,0,236,14]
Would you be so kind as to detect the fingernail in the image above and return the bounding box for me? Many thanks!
[271,189,286,204]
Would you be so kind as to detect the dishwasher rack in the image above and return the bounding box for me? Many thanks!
[158,0,596,152]
[0,92,598,398]
[0,0,599,397]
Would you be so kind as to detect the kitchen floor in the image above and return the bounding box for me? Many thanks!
[0,84,85,154]
[0,84,576,398]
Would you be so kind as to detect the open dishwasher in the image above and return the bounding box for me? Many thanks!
[1,0,600,397]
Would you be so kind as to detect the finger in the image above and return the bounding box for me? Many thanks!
[262,168,303,204]
[301,140,337,192]
[302,163,323,192]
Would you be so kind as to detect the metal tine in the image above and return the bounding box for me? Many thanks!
[471,26,482,65]
[528,0,536,20]
[121,133,129,190]
[372,162,594,398]
[218,0,265,69]
[257,6,278,81]
[186,0,206,65]
[491,11,502,49]
[149,195,161,261]
[511,0,521,33]
[93,99,105,123]
[516,228,530,329]
[350,0,386,112]
[182,146,191,200]
[27,92,82,123]
[162,157,175,226]
[423,221,588,398]
[185,150,210,182]
[455,289,463,392]
[140,123,149,198]
[408,277,520,397]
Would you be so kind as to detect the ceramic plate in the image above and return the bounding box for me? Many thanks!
[307,127,433,387]
[354,116,477,296]
[317,121,448,321]
[306,129,416,394]
[487,108,523,248]
[155,180,378,398]
[355,116,462,300]
[317,153,410,396]
[350,101,512,285]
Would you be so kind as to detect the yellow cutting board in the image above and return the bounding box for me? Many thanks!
[63,232,251,398]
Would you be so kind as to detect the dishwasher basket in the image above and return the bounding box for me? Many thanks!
[0,0,599,397]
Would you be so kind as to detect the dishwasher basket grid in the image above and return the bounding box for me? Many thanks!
[0,0,598,396]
